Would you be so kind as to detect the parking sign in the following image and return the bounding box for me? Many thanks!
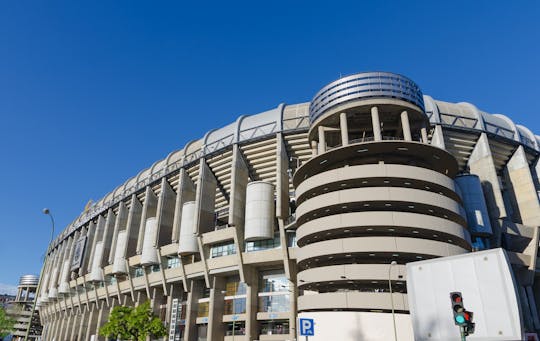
[299,318,314,336]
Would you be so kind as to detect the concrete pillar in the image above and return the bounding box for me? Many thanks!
[125,194,143,258]
[69,310,80,341]
[245,268,259,340]
[421,125,428,144]
[468,133,507,247]
[85,303,98,341]
[340,112,349,146]
[136,187,158,254]
[76,308,88,341]
[371,106,382,141]
[172,168,196,242]
[276,135,290,220]
[108,202,127,266]
[195,159,217,234]
[310,140,318,157]
[94,300,109,341]
[506,146,540,227]
[400,111,412,141]
[318,126,326,154]
[184,280,202,341]
[156,177,176,246]
[207,277,226,341]
[62,311,73,341]
[430,125,446,149]
[229,145,249,231]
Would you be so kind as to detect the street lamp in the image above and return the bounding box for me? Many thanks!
[42,208,56,249]
[388,260,398,341]
[25,208,56,340]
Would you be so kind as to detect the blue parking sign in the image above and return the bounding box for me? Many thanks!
[299,318,314,336]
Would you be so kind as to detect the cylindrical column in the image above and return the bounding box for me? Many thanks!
[178,201,198,255]
[141,217,159,266]
[244,181,275,241]
[401,111,412,141]
[112,230,128,274]
[371,106,382,141]
[340,112,349,146]
[89,241,104,282]
[318,126,326,154]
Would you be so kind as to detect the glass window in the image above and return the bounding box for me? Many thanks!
[286,232,297,247]
[259,271,290,292]
[258,294,290,313]
[260,320,290,335]
[210,241,236,258]
[132,267,144,278]
[245,232,281,252]
[224,298,246,315]
[224,277,246,296]
[197,302,209,317]
[151,264,160,273]
[167,257,180,269]
[225,322,245,336]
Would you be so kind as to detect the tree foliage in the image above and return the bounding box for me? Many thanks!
[0,306,15,338]
[99,301,167,341]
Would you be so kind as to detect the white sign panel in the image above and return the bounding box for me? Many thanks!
[406,248,523,341]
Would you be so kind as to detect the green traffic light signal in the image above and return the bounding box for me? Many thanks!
[455,315,466,324]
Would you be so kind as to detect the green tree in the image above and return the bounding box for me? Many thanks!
[0,306,15,338]
[99,301,167,341]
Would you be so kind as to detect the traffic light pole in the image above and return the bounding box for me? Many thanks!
[460,326,467,341]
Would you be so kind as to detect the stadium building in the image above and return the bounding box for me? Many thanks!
[35,72,540,340]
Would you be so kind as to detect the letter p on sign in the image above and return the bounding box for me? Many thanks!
[299,318,314,336]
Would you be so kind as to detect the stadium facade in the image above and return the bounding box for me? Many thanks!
[35,72,540,340]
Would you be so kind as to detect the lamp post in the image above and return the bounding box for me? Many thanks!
[388,261,398,341]
[25,208,56,341]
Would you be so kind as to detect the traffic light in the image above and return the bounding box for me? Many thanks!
[450,292,466,325]
[450,292,475,337]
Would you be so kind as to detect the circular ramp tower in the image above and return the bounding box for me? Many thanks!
[293,72,472,339]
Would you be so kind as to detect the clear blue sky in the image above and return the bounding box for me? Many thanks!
[0,1,539,293]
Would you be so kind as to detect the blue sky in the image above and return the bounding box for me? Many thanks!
[0,1,539,293]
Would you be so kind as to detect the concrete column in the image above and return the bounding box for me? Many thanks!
[108,203,127,266]
[184,280,202,341]
[172,168,196,242]
[195,159,217,234]
[50,314,61,341]
[276,135,290,219]
[156,177,176,245]
[371,106,382,141]
[506,146,540,227]
[85,303,98,341]
[69,310,80,341]
[136,187,158,254]
[76,308,88,341]
[207,277,226,341]
[400,111,412,141]
[245,268,259,340]
[340,112,349,146]
[317,126,326,154]
[229,145,249,231]
[310,140,318,157]
[468,133,507,247]
[125,194,143,258]
[421,124,428,144]
[62,312,73,341]
[431,125,446,149]
[94,300,109,341]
